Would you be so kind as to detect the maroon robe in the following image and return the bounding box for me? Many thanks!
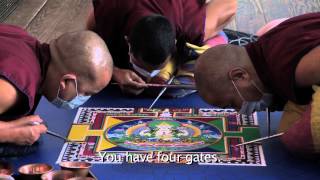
[245,13,320,110]
[93,0,206,69]
[0,24,50,120]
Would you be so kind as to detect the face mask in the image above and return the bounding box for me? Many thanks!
[130,61,161,78]
[51,79,91,110]
[127,38,161,78]
[231,80,272,116]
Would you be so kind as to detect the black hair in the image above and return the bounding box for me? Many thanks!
[129,14,176,66]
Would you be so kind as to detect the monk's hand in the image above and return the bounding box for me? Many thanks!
[8,115,47,145]
[6,115,43,128]
[112,67,147,95]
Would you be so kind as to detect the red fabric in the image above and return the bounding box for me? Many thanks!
[93,0,206,68]
[245,13,320,110]
[281,105,314,154]
[0,24,50,119]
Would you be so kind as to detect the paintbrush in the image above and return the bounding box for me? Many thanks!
[111,82,196,89]
[234,132,284,147]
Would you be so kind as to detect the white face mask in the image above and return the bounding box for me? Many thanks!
[231,80,273,116]
[51,79,91,110]
[130,60,161,78]
[127,37,161,78]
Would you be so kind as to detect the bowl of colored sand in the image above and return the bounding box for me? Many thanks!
[0,174,14,180]
[41,170,75,180]
[0,161,13,176]
[19,163,53,179]
[59,162,91,177]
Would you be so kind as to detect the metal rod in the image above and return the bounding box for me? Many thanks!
[234,132,284,147]
[111,82,195,89]
[148,76,175,110]
[30,121,68,141]
[46,130,68,141]
[266,108,271,136]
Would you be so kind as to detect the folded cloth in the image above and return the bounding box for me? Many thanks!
[278,101,308,133]
[144,46,200,98]
[204,31,229,47]
[163,60,197,98]
[143,57,176,97]
[145,31,229,98]
[163,34,229,98]
[281,85,320,157]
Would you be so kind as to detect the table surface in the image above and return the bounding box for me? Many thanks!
[5,86,320,180]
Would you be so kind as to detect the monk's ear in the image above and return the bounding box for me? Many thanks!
[228,67,250,81]
[59,74,76,90]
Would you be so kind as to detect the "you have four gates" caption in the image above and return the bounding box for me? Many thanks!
[98,151,221,164]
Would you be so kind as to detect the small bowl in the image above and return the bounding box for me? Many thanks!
[19,163,53,179]
[0,162,13,176]
[0,174,14,180]
[59,162,91,177]
[41,170,75,180]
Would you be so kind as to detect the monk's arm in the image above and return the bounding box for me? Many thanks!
[204,0,237,41]
[295,46,320,87]
[0,78,19,143]
[0,78,18,114]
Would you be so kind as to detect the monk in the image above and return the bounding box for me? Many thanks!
[87,0,237,96]
[195,13,320,156]
[0,24,113,148]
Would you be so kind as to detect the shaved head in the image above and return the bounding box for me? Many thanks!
[195,44,257,108]
[51,30,113,82]
[195,44,248,94]
[43,30,113,101]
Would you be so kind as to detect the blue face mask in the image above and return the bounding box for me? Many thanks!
[51,79,91,110]
[231,80,272,116]
[130,61,161,78]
